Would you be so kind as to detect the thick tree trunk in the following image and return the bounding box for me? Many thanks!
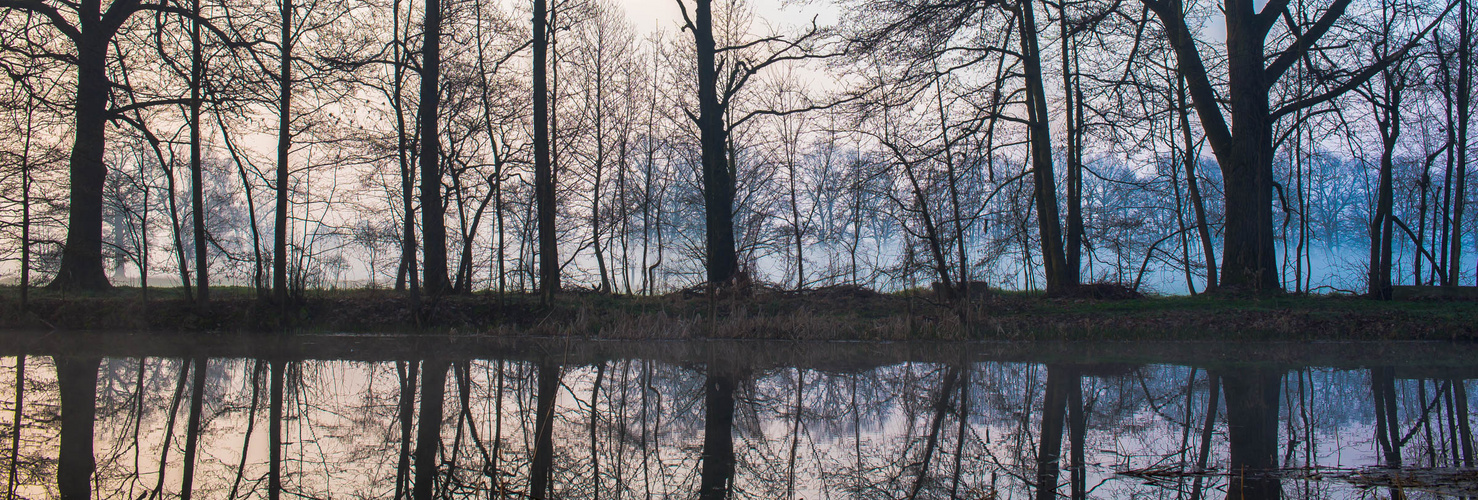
[1218,8,1279,290]
[1221,369,1283,500]
[1150,0,1281,292]
[412,360,450,500]
[419,0,449,294]
[51,28,113,291]
[694,0,739,285]
[56,356,100,500]
[698,371,736,500]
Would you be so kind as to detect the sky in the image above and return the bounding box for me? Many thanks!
[620,0,833,35]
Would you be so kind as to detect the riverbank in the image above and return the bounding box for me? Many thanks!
[1,285,1475,340]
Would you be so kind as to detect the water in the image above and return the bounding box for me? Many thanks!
[1,333,1476,499]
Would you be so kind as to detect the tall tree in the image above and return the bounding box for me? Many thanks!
[419,0,449,294]
[1018,0,1075,294]
[189,0,208,303]
[1359,8,1413,300]
[1,0,228,290]
[534,0,559,297]
[687,0,739,285]
[1450,0,1470,286]
[677,0,833,286]
[1142,0,1455,291]
[273,0,294,304]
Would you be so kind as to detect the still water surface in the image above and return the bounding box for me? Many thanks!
[0,334,1475,499]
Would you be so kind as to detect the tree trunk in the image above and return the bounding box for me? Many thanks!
[413,360,450,500]
[190,0,208,304]
[1035,364,1070,500]
[1221,369,1283,500]
[534,0,560,298]
[51,25,113,291]
[419,0,448,294]
[1061,12,1084,281]
[694,0,739,285]
[1150,0,1283,292]
[269,360,284,500]
[1369,91,1400,299]
[274,0,294,304]
[56,356,100,500]
[1219,10,1279,291]
[699,371,736,500]
[20,108,32,308]
[181,357,208,499]
[1179,76,1217,290]
[593,53,611,293]
[1451,0,1470,286]
[530,363,561,499]
[1018,0,1074,295]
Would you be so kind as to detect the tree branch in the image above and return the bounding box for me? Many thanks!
[1271,0,1457,120]
[0,0,80,43]
[1264,0,1355,80]
[1142,0,1233,154]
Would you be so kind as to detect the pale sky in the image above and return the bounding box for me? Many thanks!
[619,0,833,35]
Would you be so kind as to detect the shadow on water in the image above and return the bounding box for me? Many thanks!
[3,332,1477,499]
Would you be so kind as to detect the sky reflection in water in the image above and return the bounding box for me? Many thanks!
[1,339,1475,499]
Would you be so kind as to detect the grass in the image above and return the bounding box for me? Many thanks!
[1,284,1475,340]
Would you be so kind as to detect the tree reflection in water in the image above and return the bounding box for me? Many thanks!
[1,343,1476,499]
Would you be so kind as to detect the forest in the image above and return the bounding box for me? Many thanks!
[0,0,1474,308]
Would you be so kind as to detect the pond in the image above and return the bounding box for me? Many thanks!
[0,333,1475,499]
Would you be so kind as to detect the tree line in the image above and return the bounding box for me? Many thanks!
[0,0,1473,304]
